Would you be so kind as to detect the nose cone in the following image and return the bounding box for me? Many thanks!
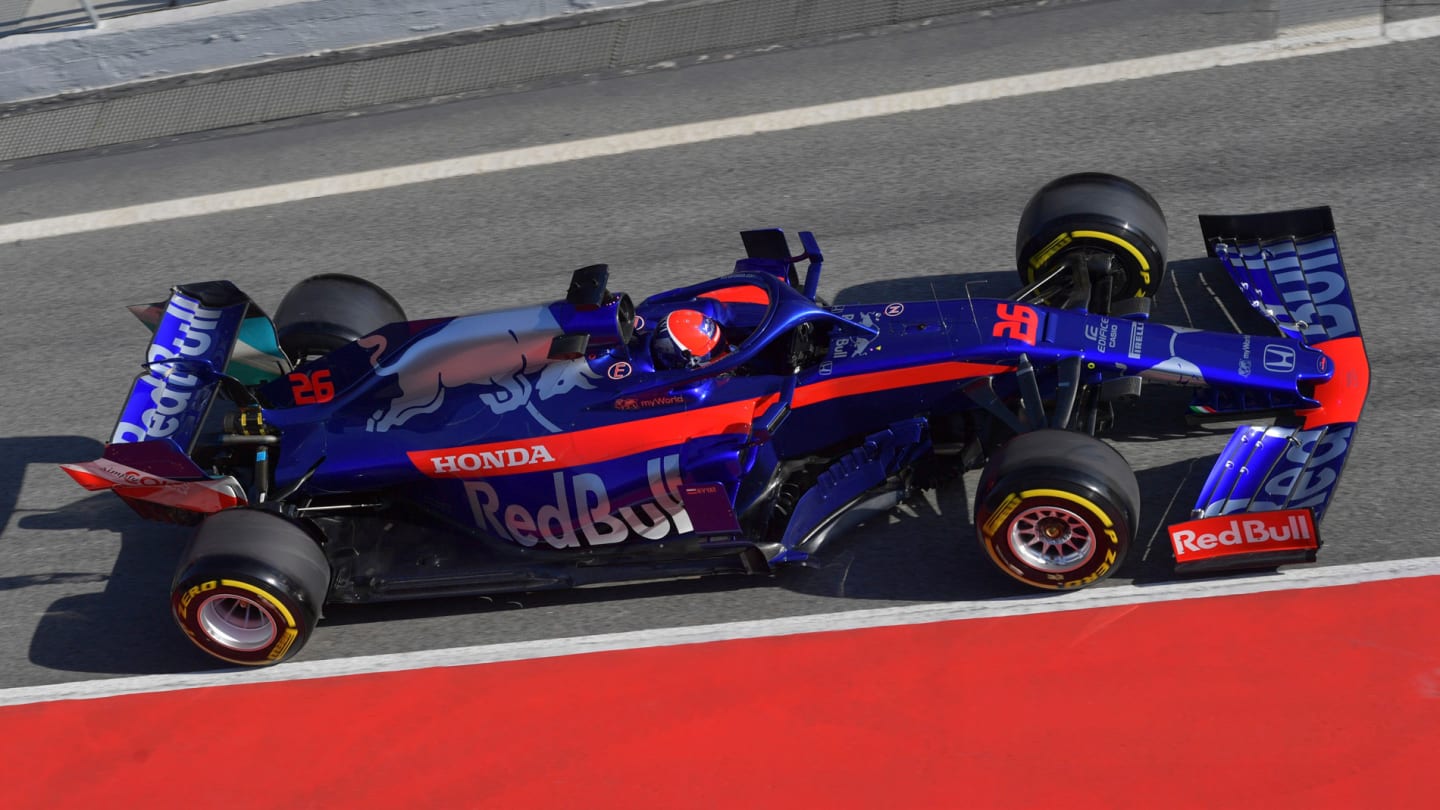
[1298,336,1369,428]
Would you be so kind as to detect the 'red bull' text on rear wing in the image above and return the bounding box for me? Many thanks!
[60,281,289,523]
[1169,208,1370,572]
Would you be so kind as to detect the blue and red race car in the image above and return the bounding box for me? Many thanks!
[62,173,1370,666]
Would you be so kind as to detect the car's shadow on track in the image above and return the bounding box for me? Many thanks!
[0,436,106,549]
[19,498,230,674]
[6,435,231,674]
[774,479,1009,601]
[316,574,775,628]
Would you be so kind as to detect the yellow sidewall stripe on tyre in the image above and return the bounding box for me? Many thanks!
[1026,233,1075,280]
[1070,230,1152,291]
[981,488,1121,590]
[981,493,1023,538]
[220,579,297,628]
[217,579,299,663]
[1016,488,1117,532]
[983,488,1117,538]
[1023,231,1151,290]
[1070,230,1149,271]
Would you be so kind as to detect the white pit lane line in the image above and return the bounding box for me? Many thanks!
[3,557,1439,707]
[1,14,1438,246]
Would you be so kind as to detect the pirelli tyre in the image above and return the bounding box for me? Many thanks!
[273,273,406,363]
[171,508,331,666]
[1016,173,1168,309]
[973,430,1139,590]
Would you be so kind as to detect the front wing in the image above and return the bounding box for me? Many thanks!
[1171,208,1370,571]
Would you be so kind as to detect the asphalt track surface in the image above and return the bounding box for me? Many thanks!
[1,0,1438,693]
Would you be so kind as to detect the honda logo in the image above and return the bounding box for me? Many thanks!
[1263,344,1296,373]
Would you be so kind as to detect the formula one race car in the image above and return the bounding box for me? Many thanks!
[62,173,1369,666]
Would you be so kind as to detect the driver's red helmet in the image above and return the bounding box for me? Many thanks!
[653,309,722,369]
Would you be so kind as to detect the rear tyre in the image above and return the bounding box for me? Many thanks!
[973,430,1138,590]
[1016,173,1168,309]
[273,273,406,362]
[171,508,331,666]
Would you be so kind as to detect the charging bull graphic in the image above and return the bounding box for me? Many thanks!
[359,308,600,434]
[832,310,881,359]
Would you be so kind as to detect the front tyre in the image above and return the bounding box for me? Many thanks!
[973,430,1138,590]
[171,509,331,666]
[1015,173,1168,309]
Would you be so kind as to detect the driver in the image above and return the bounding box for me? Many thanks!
[652,309,724,369]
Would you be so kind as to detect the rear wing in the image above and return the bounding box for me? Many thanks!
[60,439,245,524]
[61,281,286,523]
[127,292,291,388]
[110,281,287,452]
[1172,208,1370,572]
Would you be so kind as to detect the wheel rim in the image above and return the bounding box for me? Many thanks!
[1008,504,1095,573]
[197,593,278,652]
